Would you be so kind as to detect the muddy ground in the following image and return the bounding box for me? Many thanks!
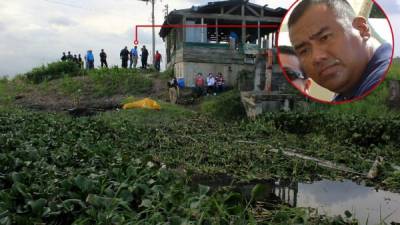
[13,76,171,113]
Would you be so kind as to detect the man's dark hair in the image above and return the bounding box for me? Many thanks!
[288,0,356,29]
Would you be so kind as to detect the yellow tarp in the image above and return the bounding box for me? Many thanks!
[122,98,161,110]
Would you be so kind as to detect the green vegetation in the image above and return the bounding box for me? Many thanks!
[0,66,154,107]
[46,67,154,98]
[0,107,362,224]
[0,60,400,224]
[87,68,153,97]
[387,58,400,80]
[0,76,29,106]
[26,61,82,84]
[200,90,246,120]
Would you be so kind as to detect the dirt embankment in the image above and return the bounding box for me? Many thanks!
[13,75,170,113]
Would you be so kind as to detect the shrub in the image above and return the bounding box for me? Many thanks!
[159,67,174,79]
[25,61,81,84]
[387,58,400,80]
[200,89,246,120]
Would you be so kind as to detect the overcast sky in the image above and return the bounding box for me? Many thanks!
[0,0,399,77]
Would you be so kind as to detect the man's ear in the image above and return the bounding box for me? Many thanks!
[352,16,370,40]
[305,78,311,91]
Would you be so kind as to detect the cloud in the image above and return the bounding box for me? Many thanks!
[378,0,400,14]
[184,0,210,6]
[48,17,77,27]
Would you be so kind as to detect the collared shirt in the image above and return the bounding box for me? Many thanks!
[131,48,138,58]
[195,76,204,87]
[207,76,215,86]
[333,43,392,102]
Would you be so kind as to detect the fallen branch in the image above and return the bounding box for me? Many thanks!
[267,148,366,176]
[236,140,366,176]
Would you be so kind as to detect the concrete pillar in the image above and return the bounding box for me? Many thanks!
[241,4,246,44]
[201,17,205,43]
[257,21,261,47]
[216,19,219,43]
[182,17,186,42]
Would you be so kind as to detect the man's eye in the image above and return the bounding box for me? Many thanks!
[321,34,330,41]
[298,48,309,56]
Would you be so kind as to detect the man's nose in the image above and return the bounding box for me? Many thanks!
[312,45,328,66]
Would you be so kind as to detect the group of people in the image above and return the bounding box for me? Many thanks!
[61,51,84,68]
[60,50,96,70]
[118,45,163,70]
[119,45,162,71]
[60,45,162,71]
[166,72,225,104]
[194,72,225,97]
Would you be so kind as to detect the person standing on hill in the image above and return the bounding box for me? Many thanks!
[78,54,83,69]
[67,51,73,61]
[61,52,67,61]
[86,50,95,70]
[130,46,138,69]
[141,45,149,69]
[120,46,130,69]
[73,55,80,68]
[73,54,78,64]
[154,50,162,72]
[100,49,108,68]
[168,76,178,104]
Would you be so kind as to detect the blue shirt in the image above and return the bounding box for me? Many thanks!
[333,43,392,102]
[131,48,138,57]
[229,32,238,40]
[87,51,94,62]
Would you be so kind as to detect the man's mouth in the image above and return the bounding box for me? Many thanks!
[318,60,340,80]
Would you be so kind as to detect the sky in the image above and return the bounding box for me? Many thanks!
[0,0,399,77]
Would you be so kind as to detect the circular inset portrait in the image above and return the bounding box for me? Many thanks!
[277,0,394,103]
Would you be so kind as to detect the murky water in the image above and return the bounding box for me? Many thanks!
[274,179,400,225]
[191,175,400,224]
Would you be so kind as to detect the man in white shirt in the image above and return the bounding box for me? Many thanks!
[206,73,216,96]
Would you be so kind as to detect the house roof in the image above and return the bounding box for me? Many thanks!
[159,0,287,38]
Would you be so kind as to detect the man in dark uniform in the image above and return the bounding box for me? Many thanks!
[141,45,149,69]
[120,46,130,69]
[100,49,108,68]
[78,54,83,69]
[66,51,73,61]
[61,52,67,61]
[73,54,78,64]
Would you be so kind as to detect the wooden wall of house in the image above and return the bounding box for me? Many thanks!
[182,46,244,64]
[169,44,247,65]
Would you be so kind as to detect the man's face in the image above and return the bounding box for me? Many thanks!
[279,53,309,93]
[279,53,302,74]
[289,4,369,94]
